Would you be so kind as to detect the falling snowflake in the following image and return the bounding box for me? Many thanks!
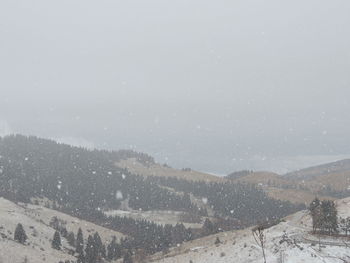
[116,191,123,200]
[57,181,62,190]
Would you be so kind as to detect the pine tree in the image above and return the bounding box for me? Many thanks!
[101,244,106,259]
[107,236,121,260]
[76,228,84,255]
[93,232,104,260]
[215,237,221,245]
[320,200,338,234]
[309,198,321,233]
[52,231,62,250]
[346,217,350,236]
[77,253,85,263]
[202,218,215,235]
[85,235,97,263]
[123,250,133,263]
[14,223,27,244]
[67,231,75,247]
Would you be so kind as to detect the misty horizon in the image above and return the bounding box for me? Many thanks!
[1,0,350,174]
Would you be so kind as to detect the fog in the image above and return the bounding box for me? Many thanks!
[1,0,350,174]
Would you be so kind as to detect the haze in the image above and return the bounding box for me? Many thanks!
[1,0,350,174]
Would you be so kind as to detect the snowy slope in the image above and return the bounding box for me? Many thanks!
[150,198,350,263]
[0,198,124,263]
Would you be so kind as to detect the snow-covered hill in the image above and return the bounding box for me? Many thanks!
[0,198,125,263]
[149,198,350,263]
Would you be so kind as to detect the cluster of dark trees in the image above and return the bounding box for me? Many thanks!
[310,198,338,235]
[107,216,195,254]
[339,217,350,236]
[75,230,125,263]
[152,176,304,225]
[226,170,253,180]
[48,216,132,262]
[46,204,198,256]
[0,135,196,214]
[0,135,304,257]
[15,216,220,263]
[0,135,302,224]
[14,223,62,250]
[14,220,132,263]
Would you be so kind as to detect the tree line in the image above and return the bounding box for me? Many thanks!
[151,176,304,225]
[14,222,134,263]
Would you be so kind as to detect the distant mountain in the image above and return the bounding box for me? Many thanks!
[285,159,350,180]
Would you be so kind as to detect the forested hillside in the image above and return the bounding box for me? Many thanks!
[0,135,303,256]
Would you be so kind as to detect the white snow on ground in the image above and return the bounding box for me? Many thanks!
[24,203,125,244]
[150,197,350,263]
[0,198,124,263]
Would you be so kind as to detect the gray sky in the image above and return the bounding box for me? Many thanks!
[1,0,350,174]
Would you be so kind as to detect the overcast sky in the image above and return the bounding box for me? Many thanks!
[1,0,350,174]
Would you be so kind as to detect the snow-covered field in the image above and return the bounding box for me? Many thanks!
[0,198,124,263]
[149,198,350,263]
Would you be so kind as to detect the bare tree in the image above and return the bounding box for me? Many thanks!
[252,224,267,263]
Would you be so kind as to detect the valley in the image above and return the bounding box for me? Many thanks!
[1,135,350,263]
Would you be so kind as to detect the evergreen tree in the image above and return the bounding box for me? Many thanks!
[345,217,350,236]
[101,244,106,259]
[202,218,215,236]
[309,197,320,212]
[76,228,84,255]
[123,250,133,263]
[85,235,97,263]
[107,236,122,260]
[93,232,104,260]
[215,237,221,245]
[310,199,338,235]
[67,231,75,247]
[77,253,85,263]
[52,231,62,250]
[321,200,338,234]
[14,223,27,244]
[309,198,321,233]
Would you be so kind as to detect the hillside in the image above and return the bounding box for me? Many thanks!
[285,159,350,180]
[227,165,350,204]
[117,158,347,205]
[149,197,350,263]
[0,134,303,258]
[229,171,290,186]
[266,187,336,204]
[115,158,222,182]
[0,197,124,263]
[307,171,350,191]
